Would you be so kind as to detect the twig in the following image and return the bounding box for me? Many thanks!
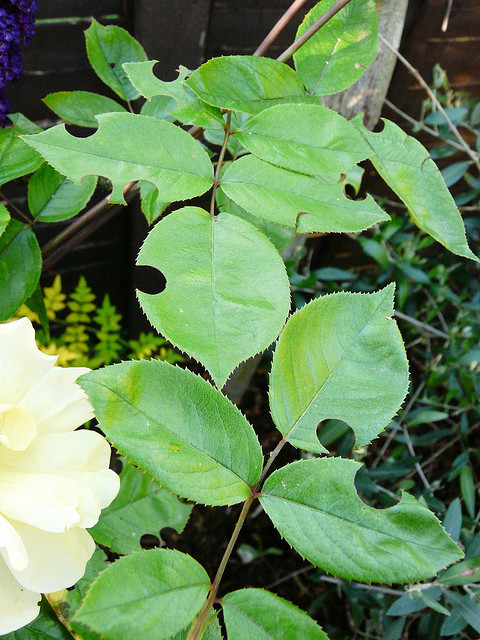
[394,310,450,340]
[379,33,480,174]
[254,0,310,57]
[316,575,403,597]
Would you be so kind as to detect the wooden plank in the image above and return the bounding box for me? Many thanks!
[37,1,125,20]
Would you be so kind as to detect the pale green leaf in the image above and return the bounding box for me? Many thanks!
[28,163,97,222]
[43,91,126,127]
[0,203,9,237]
[443,592,480,633]
[0,220,41,323]
[22,113,213,204]
[1,600,73,640]
[138,180,169,225]
[79,359,263,505]
[220,155,389,233]
[186,55,323,115]
[124,62,224,128]
[235,103,370,175]
[352,116,478,261]
[269,285,409,453]
[73,549,210,640]
[222,589,330,639]
[293,0,378,96]
[90,462,192,555]
[170,614,222,640]
[0,114,43,188]
[85,19,148,101]
[140,95,176,121]
[260,458,463,583]
[137,206,290,388]
[460,466,476,519]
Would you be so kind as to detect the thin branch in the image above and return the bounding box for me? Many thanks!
[210,111,231,217]
[394,310,450,340]
[379,33,480,174]
[254,0,310,57]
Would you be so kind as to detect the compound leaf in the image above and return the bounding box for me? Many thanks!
[0,114,43,187]
[22,113,213,204]
[74,549,210,640]
[79,359,263,506]
[137,207,290,388]
[220,155,388,234]
[293,0,378,96]
[352,117,478,262]
[43,91,126,127]
[236,103,370,175]
[260,458,463,583]
[269,285,408,453]
[222,589,330,639]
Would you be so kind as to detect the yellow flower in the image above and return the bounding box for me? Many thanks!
[0,318,120,634]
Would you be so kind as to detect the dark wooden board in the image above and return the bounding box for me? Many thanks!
[37,1,125,20]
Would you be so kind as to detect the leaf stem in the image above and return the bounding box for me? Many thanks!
[254,0,311,57]
[276,0,355,63]
[209,111,231,218]
[0,190,31,224]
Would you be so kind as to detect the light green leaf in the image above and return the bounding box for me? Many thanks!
[0,220,42,323]
[269,285,409,453]
[260,458,463,583]
[79,359,263,505]
[186,55,323,115]
[170,614,222,640]
[124,62,224,128]
[439,555,480,586]
[138,180,169,225]
[222,589,330,639]
[73,549,210,640]
[137,206,290,388]
[221,155,389,234]
[140,95,176,121]
[1,599,73,640]
[293,0,378,96]
[0,203,9,237]
[28,163,97,222]
[43,91,126,127]
[235,104,370,175]
[0,114,43,188]
[90,462,192,555]
[22,113,214,204]
[85,19,148,101]
[352,116,478,261]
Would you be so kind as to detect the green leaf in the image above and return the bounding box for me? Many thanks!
[79,359,263,505]
[293,0,378,95]
[235,104,370,175]
[0,220,42,322]
[43,91,126,128]
[90,462,192,555]
[460,466,476,519]
[22,113,214,204]
[24,283,50,337]
[269,285,409,453]
[387,588,443,616]
[1,599,74,640]
[140,95,176,121]
[28,163,97,222]
[443,592,480,633]
[170,614,222,640]
[138,180,169,225]
[439,555,480,586]
[220,155,388,233]
[124,62,224,128]
[440,609,468,636]
[0,114,43,188]
[352,117,478,262]
[441,161,472,188]
[74,549,210,640]
[186,55,323,115]
[137,206,290,388]
[222,589,330,639]
[0,203,10,236]
[85,19,148,101]
[443,497,462,541]
[260,458,463,583]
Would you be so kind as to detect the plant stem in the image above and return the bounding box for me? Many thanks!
[186,492,256,640]
[254,0,310,57]
[379,33,480,174]
[277,0,355,63]
[0,190,31,224]
[209,111,231,218]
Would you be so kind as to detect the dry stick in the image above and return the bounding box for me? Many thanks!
[379,33,480,174]
[394,309,450,340]
[253,0,310,57]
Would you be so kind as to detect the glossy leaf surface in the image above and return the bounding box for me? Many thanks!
[0,203,9,236]
[353,117,478,261]
[137,207,290,388]
[28,163,97,222]
[222,589,329,639]
[74,549,210,640]
[23,113,213,204]
[43,91,126,127]
[260,458,463,583]
[0,114,43,187]
[236,104,370,175]
[138,180,169,225]
[220,155,388,233]
[269,285,409,453]
[293,0,378,96]
[79,359,263,505]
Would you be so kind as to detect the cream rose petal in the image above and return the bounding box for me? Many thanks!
[5,521,95,594]
[0,513,28,572]
[0,318,57,405]
[0,556,40,635]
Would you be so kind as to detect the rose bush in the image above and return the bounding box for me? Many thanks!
[0,317,119,634]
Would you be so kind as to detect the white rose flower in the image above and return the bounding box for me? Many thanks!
[0,318,120,634]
